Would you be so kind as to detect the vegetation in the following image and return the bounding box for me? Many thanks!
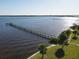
[28,23,79,59]
[67,24,79,40]
[48,29,71,45]
[70,24,79,44]
[38,44,47,59]
[58,31,68,44]
[30,45,79,59]
[48,37,59,44]
[48,24,79,45]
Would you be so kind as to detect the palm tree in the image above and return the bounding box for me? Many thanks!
[38,44,47,59]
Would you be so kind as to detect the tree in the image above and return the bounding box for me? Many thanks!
[55,48,65,59]
[58,29,73,45]
[70,23,78,30]
[70,24,79,40]
[72,30,78,40]
[64,29,72,38]
[58,31,68,44]
[38,44,47,59]
[48,37,59,44]
[77,25,79,30]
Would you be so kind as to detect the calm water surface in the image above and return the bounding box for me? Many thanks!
[0,16,79,59]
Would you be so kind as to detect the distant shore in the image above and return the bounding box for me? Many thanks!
[0,15,79,17]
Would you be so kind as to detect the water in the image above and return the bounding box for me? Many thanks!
[0,16,79,59]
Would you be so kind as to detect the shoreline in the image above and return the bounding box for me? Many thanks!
[27,44,56,59]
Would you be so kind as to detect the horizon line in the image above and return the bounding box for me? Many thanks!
[1,15,79,17]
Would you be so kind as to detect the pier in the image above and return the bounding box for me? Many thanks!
[7,23,50,39]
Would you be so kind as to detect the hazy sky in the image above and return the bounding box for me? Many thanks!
[0,0,79,15]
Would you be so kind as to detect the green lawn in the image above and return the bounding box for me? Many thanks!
[71,39,79,44]
[70,32,79,44]
[30,45,79,59]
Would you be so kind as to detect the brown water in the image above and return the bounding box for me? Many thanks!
[0,16,78,59]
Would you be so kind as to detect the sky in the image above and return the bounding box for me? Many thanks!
[0,0,79,15]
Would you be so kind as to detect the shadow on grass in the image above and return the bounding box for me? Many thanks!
[55,48,65,59]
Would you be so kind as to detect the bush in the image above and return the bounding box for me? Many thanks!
[72,36,78,40]
[48,37,59,44]
[64,29,72,38]
[38,44,47,54]
[58,32,68,44]
[70,23,78,30]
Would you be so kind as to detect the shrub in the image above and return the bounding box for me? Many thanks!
[48,37,59,44]
[58,32,68,44]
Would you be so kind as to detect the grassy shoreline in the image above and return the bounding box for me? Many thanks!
[27,24,79,59]
[27,44,56,59]
[29,45,79,59]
